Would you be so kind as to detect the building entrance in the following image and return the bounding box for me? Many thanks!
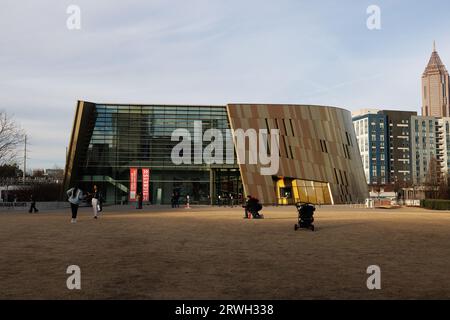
[212,169,243,206]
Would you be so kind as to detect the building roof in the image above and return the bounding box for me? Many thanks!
[423,42,448,76]
[351,109,380,117]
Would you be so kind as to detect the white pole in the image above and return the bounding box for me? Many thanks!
[23,135,27,184]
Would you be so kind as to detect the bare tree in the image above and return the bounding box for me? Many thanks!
[425,156,441,199]
[438,172,450,200]
[0,110,25,166]
[393,175,410,204]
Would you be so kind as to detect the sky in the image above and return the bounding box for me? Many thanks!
[1,0,450,169]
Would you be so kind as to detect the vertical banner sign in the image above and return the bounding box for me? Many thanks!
[129,168,137,201]
[142,168,150,202]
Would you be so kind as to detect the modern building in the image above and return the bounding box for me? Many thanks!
[413,43,450,185]
[352,110,417,185]
[411,116,437,184]
[63,101,368,205]
[383,110,416,184]
[351,43,450,190]
[411,116,450,184]
[441,118,450,175]
[352,110,388,185]
[422,42,450,117]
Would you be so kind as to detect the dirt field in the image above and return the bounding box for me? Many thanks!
[1,205,450,300]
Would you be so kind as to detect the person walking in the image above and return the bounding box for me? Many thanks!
[28,194,39,213]
[89,185,101,219]
[67,186,84,223]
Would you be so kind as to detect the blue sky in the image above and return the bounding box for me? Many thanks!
[1,0,450,169]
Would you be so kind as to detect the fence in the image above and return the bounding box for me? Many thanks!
[0,201,70,212]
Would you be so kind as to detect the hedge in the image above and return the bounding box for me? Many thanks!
[420,199,450,210]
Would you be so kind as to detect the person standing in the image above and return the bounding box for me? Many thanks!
[171,192,176,208]
[28,194,39,213]
[174,192,180,208]
[139,192,143,209]
[67,186,84,223]
[136,192,143,209]
[90,185,101,219]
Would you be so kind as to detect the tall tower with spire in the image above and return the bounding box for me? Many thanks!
[422,42,450,117]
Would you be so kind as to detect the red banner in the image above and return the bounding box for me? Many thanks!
[142,168,150,202]
[129,168,138,201]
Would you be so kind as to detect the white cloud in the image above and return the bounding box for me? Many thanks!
[1,0,450,168]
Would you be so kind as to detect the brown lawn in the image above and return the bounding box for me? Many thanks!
[1,205,450,299]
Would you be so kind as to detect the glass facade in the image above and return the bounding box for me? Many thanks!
[65,102,370,206]
[292,179,332,205]
[275,178,333,205]
[76,104,241,204]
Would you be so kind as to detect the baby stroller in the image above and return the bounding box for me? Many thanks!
[294,202,315,231]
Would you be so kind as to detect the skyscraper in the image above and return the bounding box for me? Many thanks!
[422,42,450,117]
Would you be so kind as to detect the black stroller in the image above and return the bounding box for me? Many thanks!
[294,202,315,231]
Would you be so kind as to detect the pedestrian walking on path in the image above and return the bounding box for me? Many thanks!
[28,194,39,213]
[89,185,101,219]
[67,186,84,223]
